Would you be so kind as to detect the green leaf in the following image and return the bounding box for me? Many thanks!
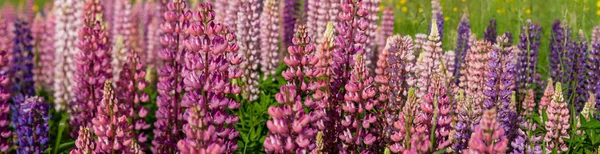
[53,114,68,154]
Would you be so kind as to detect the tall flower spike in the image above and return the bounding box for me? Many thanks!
[0,50,11,153]
[587,26,600,94]
[389,88,418,153]
[281,0,299,49]
[376,7,395,52]
[339,54,380,152]
[580,92,596,121]
[260,0,281,80]
[177,3,242,153]
[70,126,95,154]
[452,90,480,151]
[464,109,509,154]
[92,82,132,153]
[116,49,150,145]
[12,96,50,154]
[549,20,572,84]
[145,12,162,67]
[112,0,139,81]
[11,20,35,97]
[376,36,391,141]
[32,15,46,90]
[516,20,541,100]
[306,0,341,45]
[236,0,260,101]
[70,6,113,137]
[431,0,444,40]
[544,82,570,153]
[460,40,491,116]
[454,14,470,85]
[386,35,414,116]
[484,19,497,44]
[410,88,435,153]
[416,18,442,98]
[363,0,381,73]
[512,90,542,154]
[572,30,588,111]
[539,78,554,114]
[433,77,453,151]
[53,0,82,111]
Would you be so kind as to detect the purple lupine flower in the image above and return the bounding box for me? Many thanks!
[454,14,470,85]
[70,9,113,137]
[511,90,542,154]
[338,54,380,152]
[70,126,95,154]
[389,88,417,153]
[549,20,571,84]
[484,19,497,44]
[112,0,138,81]
[463,109,509,154]
[516,20,541,99]
[572,31,588,111]
[116,49,150,145]
[12,96,50,154]
[177,3,242,153]
[363,0,381,73]
[53,0,82,111]
[431,0,444,41]
[386,35,413,115]
[416,18,443,98]
[434,79,452,151]
[0,49,11,153]
[587,26,600,95]
[11,20,35,97]
[91,82,132,153]
[452,90,480,152]
[260,0,280,79]
[236,0,261,101]
[143,1,162,67]
[281,0,299,49]
[152,0,191,153]
[544,82,570,153]
[376,7,395,51]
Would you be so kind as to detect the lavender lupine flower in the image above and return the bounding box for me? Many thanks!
[236,0,261,101]
[443,50,456,82]
[389,88,418,153]
[0,50,11,153]
[70,126,95,154]
[511,90,543,154]
[306,0,341,44]
[152,0,191,153]
[260,0,280,80]
[384,35,413,138]
[363,0,381,72]
[331,0,368,109]
[413,34,427,56]
[177,3,242,153]
[112,0,138,81]
[416,18,443,98]
[224,1,239,34]
[91,82,132,153]
[116,49,150,144]
[454,14,470,85]
[144,2,162,67]
[431,0,444,40]
[53,0,82,111]
[70,10,113,137]
[572,31,588,111]
[12,96,50,154]
[516,20,541,101]
[464,109,509,154]
[544,82,570,153]
[376,7,395,51]
[265,25,320,153]
[587,26,600,94]
[338,54,380,152]
[453,90,480,152]
[484,20,497,44]
[33,14,55,90]
[11,20,36,97]
[549,20,571,84]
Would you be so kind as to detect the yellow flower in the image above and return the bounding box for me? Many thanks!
[462,0,466,2]
[444,17,449,21]
[402,6,408,12]
[497,9,502,14]
[401,0,407,5]
[597,1,600,8]
[597,10,600,16]
[418,7,424,12]
[585,7,589,12]
[380,5,384,11]
[33,5,39,13]
[453,7,458,12]
[396,4,401,9]
[413,19,418,24]
[525,9,531,14]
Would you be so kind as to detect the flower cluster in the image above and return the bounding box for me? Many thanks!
[259,0,280,80]
[544,82,570,153]
[236,0,261,101]
[53,0,82,111]
[454,14,470,84]
[464,109,508,153]
[12,96,50,154]
[484,19,497,44]
[11,20,36,97]
[92,82,132,153]
[0,49,10,153]
[516,20,541,97]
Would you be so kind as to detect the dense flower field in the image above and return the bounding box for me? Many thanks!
[1,0,600,153]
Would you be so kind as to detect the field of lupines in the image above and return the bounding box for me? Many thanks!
[2,0,600,153]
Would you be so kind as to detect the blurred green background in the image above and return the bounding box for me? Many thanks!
[2,0,599,79]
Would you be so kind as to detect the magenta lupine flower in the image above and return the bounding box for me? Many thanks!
[464,109,509,154]
[544,82,570,153]
[339,54,380,152]
[177,3,243,153]
[92,82,132,153]
[376,7,395,51]
[143,1,162,68]
[116,49,150,144]
[384,35,414,143]
[410,89,435,153]
[363,0,381,72]
[53,0,82,111]
[0,49,11,153]
[71,8,113,137]
[434,80,453,150]
[112,0,138,81]
[260,0,280,80]
[70,126,95,154]
[236,0,261,101]
[416,18,443,98]
[389,88,418,153]
[152,0,191,153]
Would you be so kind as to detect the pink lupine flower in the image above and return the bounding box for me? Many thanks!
[539,78,554,112]
[376,7,395,51]
[544,82,570,153]
[464,109,509,154]
[389,88,418,153]
[416,18,443,98]
[236,0,261,101]
[363,0,381,71]
[460,40,492,114]
[92,82,132,153]
[260,0,280,79]
[0,49,11,153]
[112,0,139,81]
[70,127,95,154]
[306,0,341,44]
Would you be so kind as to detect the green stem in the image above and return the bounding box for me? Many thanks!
[53,114,68,154]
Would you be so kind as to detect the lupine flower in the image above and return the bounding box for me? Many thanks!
[53,0,82,111]
[549,20,571,84]
[389,88,418,153]
[544,82,570,153]
[70,126,95,154]
[339,54,380,152]
[92,82,132,153]
[0,14,12,54]
[116,49,150,144]
[260,0,280,79]
[433,77,453,151]
[460,40,491,114]
[587,26,600,94]
[363,0,381,72]
[454,14,470,85]
[431,0,444,40]
[313,22,338,152]
[484,19,497,44]
[143,1,162,67]
[281,0,299,49]
[386,35,414,117]
[376,7,395,51]
[177,3,242,153]
[112,0,139,81]
[237,0,261,101]
[539,78,554,114]
[453,90,480,152]
[580,92,596,121]
[464,109,509,154]
[0,50,11,153]
[32,15,45,89]
[11,20,36,97]
[512,90,542,154]
[33,13,55,91]
[12,96,50,154]
[225,1,239,34]
[70,8,113,137]
[410,88,435,153]
[572,31,588,111]
[443,50,456,82]
[416,18,443,98]
[413,33,427,55]
[306,0,340,44]
[516,20,541,98]
[152,0,191,153]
